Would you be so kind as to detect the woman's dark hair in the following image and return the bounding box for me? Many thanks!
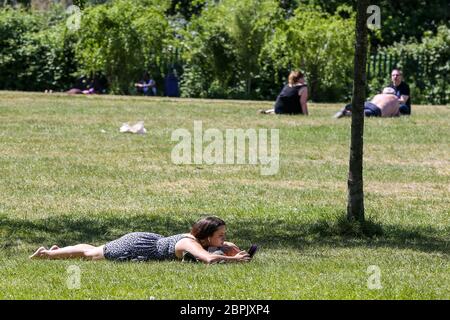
[190,216,226,240]
[288,70,304,85]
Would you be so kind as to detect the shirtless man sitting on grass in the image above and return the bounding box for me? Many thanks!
[334,87,400,118]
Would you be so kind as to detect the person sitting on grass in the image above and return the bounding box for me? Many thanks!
[29,216,250,264]
[259,70,309,115]
[135,72,157,96]
[333,87,401,118]
[388,68,411,115]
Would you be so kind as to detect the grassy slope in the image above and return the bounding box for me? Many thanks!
[0,91,448,299]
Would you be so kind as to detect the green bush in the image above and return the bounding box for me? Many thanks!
[179,63,209,98]
[0,6,77,92]
[373,25,449,105]
[264,4,356,102]
[179,0,282,100]
[75,0,172,94]
[1,1,447,104]
[0,8,37,90]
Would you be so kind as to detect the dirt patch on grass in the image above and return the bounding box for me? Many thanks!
[366,181,449,198]
[226,178,346,191]
[220,178,449,199]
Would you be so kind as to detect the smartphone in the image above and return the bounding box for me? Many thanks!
[248,244,258,257]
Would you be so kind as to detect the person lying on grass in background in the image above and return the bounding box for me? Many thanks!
[29,216,250,264]
[333,87,401,118]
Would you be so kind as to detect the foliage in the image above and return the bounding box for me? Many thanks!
[75,0,172,94]
[180,0,282,99]
[179,63,209,98]
[0,1,448,103]
[299,0,449,49]
[0,6,77,91]
[166,0,207,20]
[0,8,40,90]
[264,4,356,102]
[369,25,450,105]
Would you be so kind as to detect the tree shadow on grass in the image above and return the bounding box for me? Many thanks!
[0,214,448,256]
[0,214,190,251]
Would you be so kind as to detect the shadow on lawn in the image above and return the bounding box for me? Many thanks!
[0,214,448,256]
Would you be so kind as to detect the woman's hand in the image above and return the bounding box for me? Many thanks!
[233,250,251,262]
[222,242,241,256]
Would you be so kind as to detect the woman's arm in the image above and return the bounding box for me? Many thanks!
[176,238,250,264]
[299,87,308,115]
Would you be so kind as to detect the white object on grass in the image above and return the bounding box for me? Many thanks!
[119,121,147,134]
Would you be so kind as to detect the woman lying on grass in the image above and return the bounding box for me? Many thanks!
[29,216,251,264]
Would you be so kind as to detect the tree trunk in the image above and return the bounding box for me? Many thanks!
[347,0,369,222]
[246,77,252,98]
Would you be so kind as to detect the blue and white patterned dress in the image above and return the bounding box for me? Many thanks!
[103,232,190,262]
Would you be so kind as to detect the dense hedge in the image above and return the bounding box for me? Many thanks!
[368,26,449,105]
[0,7,77,91]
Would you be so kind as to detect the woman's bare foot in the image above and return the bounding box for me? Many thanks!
[29,247,48,259]
[49,245,60,251]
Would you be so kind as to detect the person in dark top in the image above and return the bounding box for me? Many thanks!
[29,216,251,264]
[388,68,411,115]
[260,70,309,115]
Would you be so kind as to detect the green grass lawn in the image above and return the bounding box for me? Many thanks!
[0,91,448,299]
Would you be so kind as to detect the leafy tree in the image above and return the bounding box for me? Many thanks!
[277,0,300,17]
[376,25,450,105]
[264,4,356,101]
[75,0,172,93]
[180,0,281,99]
[179,4,236,98]
[0,8,41,90]
[228,0,280,96]
[0,7,77,91]
[166,0,207,20]
[300,0,449,48]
